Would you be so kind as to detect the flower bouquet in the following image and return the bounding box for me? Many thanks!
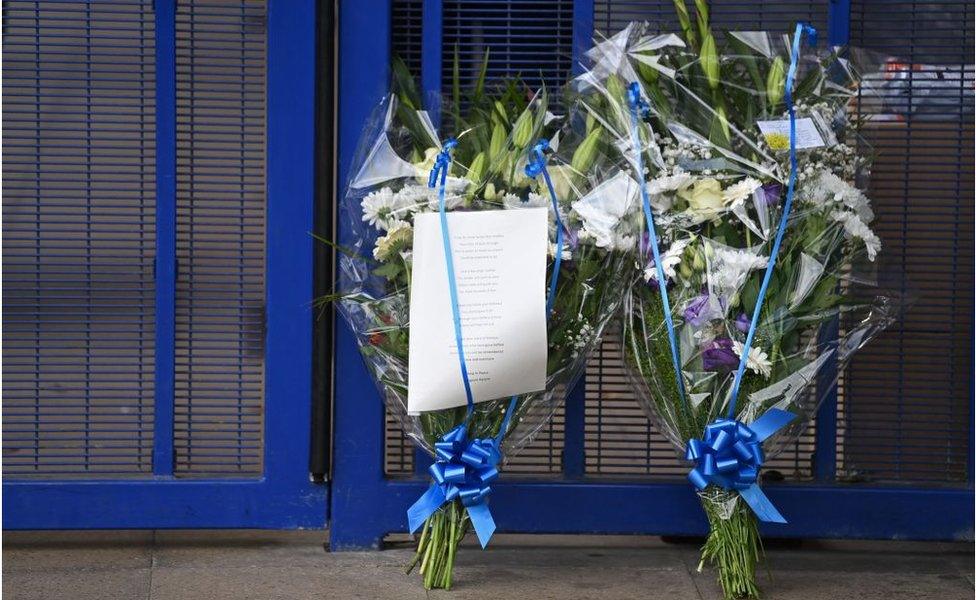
[572,8,906,599]
[333,61,635,589]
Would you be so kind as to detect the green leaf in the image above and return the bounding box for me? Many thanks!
[373,262,402,280]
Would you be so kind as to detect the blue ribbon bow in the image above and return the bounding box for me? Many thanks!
[686,408,797,523]
[427,138,458,189]
[407,424,501,548]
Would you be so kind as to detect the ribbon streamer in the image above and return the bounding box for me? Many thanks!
[428,139,476,415]
[686,408,797,522]
[407,423,501,548]
[524,138,566,317]
[626,82,687,406]
[726,22,817,419]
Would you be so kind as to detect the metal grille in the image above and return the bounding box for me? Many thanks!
[584,332,814,479]
[173,0,267,475]
[443,0,575,93]
[392,0,423,73]
[594,0,827,39]
[2,1,157,476]
[844,0,974,484]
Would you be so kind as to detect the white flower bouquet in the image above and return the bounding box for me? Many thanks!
[331,62,635,589]
[571,7,908,598]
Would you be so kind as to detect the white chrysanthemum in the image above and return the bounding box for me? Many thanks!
[503,192,549,210]
[804,171,875,222]
[644,236,692,282]
[722,177,762,206]
[372,221,413,261]
[706,244,769,300]
[548,241,572,261]
[393,181,468,213]
[831,210,881,261]
[732,340,772,378]
[361,187,408,230]
[647,171,692,195]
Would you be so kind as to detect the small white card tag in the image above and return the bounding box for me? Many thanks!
[756,118,826,150]
[407,208,548,414]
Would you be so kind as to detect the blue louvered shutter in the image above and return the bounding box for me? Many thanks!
[173,0,267,475]
[3,0,158,475]
[844,0,973,484]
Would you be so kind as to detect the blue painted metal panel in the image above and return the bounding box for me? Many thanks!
[813,319,839,482]
[332,479,973,544]
[3,479,323,530]
[331,0,393,549]
[828,0,851,45]
[562,381,586,479]
[263,0,326,519]
[571,0,594,75]
[153,0,177,478]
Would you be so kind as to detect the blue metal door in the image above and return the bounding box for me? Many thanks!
[2,0,324,529]
[331,0,973,548]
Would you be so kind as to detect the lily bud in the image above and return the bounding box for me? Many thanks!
[680,261,694,279]
[483,183,497,201]
[635,53,660,84]
[467,152,486,183]
[571,127,602,173]
[512,109,533,149]
[671,0,698,49]
[766,56,786,109]
[605,75,626,107]
[488,123,506,161]
[700,33,720,90]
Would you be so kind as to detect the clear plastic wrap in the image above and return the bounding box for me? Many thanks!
[337,89,635,460]
[572,17,910,600]
[574,19,907,473]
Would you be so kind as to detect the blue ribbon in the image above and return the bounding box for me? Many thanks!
[407,423,501,548]
[726,23,816,419]
[524,138,565,316]
[686,408,797,522]
[427,138,475,415]
[626,82,687,406]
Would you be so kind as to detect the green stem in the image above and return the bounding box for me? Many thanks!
[411,501,467,590]
[699,490,764,599]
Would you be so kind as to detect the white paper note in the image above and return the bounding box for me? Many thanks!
[407,208,548,414]
[756,118,826,150]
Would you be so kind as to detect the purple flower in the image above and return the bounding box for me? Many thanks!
[683,294,711,327]
[761,183,782,206]
[735,312,751,333]
[563,224,579,250]
[702,337,738,372]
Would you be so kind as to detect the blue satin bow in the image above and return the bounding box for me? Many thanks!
[686,408,797,523]
[407,423,501,548]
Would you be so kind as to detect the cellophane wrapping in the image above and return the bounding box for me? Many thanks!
[335,87,636,463]
[571,19,910,598]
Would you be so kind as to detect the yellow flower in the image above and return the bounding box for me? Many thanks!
[373,221,413,262]
[679,178,726,222]
[764,132,790,151]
